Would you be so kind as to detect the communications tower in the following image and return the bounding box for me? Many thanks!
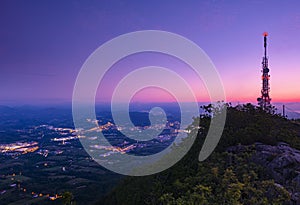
[257,32,271,110]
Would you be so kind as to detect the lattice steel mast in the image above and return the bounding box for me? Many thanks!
[257,32,271,110]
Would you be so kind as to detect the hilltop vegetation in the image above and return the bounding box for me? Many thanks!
[98,103,300,205]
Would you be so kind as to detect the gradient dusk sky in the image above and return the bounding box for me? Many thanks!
[1,0,300,105]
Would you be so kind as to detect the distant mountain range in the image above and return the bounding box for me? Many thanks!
[1,102,300,122]
[273,103,300,119]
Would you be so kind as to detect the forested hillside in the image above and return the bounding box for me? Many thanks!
[98,104,300,205]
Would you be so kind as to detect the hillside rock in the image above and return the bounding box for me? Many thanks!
[228,142,300,204]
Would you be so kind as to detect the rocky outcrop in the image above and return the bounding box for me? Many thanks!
[228,142,300,204]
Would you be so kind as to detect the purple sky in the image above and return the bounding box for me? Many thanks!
[1,0,300,105]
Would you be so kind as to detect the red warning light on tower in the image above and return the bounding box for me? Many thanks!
[263,32,268,37]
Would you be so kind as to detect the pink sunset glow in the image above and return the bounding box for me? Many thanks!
[1,1,300,105]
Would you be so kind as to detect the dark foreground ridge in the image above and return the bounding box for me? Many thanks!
[98,103,300,205]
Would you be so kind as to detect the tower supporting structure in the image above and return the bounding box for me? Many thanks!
[257,32,271,110]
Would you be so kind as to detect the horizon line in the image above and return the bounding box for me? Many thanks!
[2,100,300,107]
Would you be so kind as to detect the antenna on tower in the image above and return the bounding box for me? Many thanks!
[257,32,272,111]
